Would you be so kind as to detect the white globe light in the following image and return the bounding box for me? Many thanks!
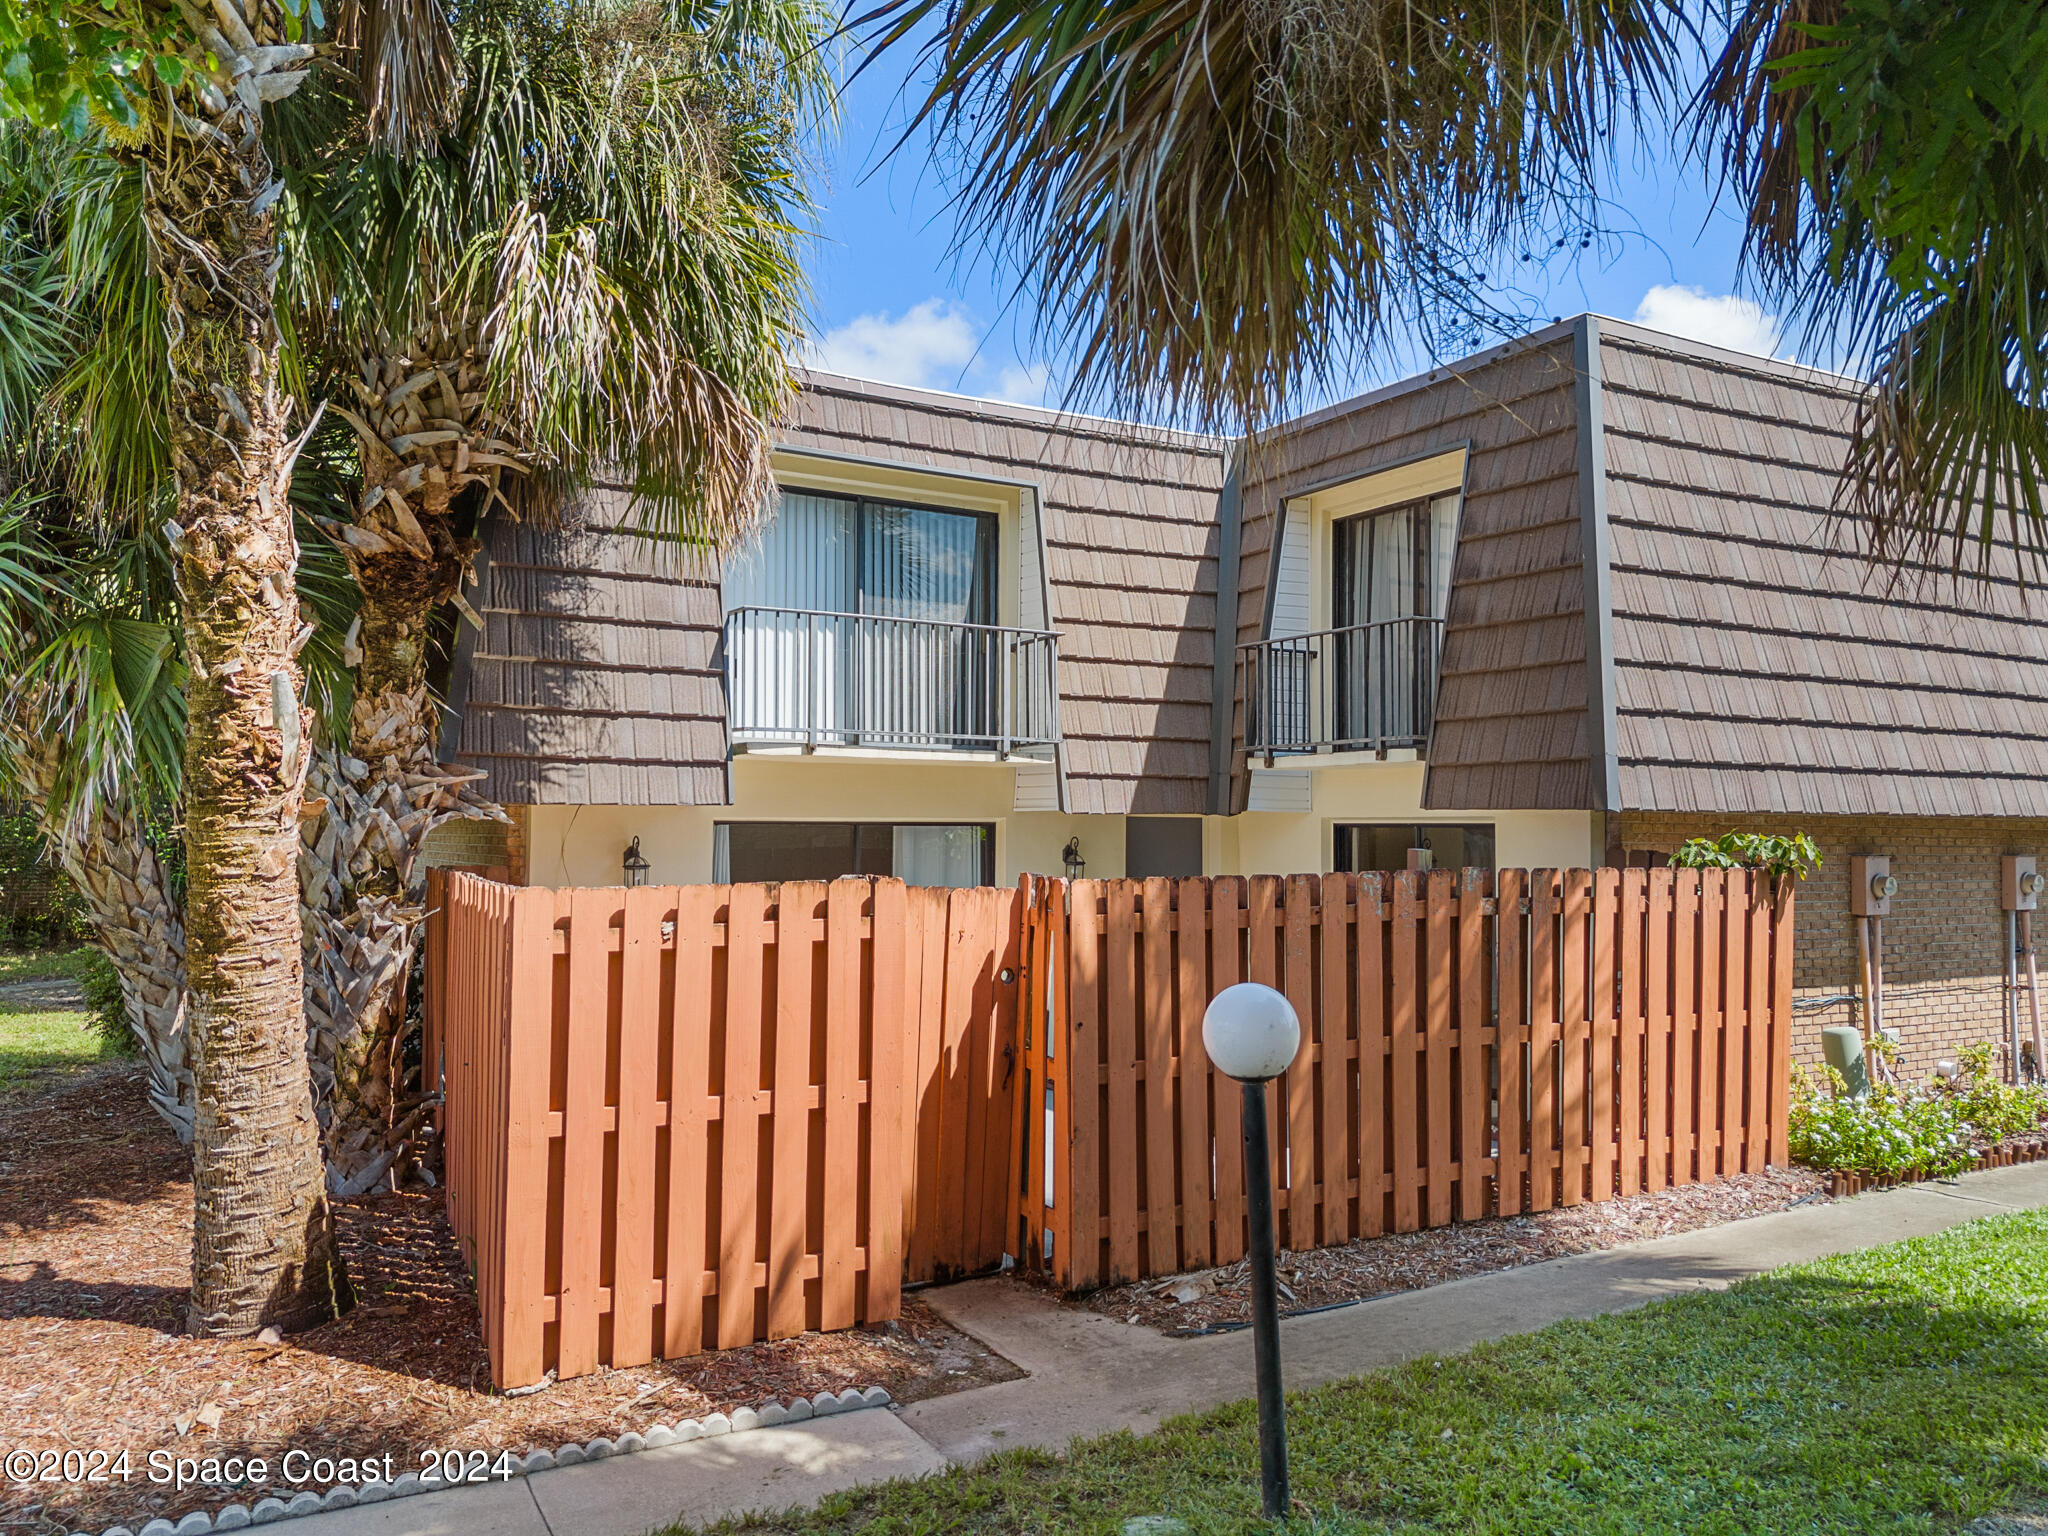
[1202,983,1302,1082]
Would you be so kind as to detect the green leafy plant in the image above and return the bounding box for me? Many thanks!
[1789,1048,2048,1178]
[1934,1044,2048,1144]
[1671,831,1821,883]
[76,944,130,1056]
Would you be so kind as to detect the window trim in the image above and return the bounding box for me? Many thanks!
[1331,821,1498,874]
[732,487,1000,625]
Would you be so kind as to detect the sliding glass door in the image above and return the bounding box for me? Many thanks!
[1330,494,1457,748]
[858,502,998,745]
[725,489,997,747]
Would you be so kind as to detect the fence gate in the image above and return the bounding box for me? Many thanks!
[897,883,1023,1283]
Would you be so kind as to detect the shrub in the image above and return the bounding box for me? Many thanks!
[1671,831,1821,883]
[77,947,134,1057]
[0,814,90,945]
[1934,1042,2048,1143]
[1789,1048,2048,1178]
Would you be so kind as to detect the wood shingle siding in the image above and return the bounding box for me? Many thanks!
[1598,321,2048,817]
[1231,327,1589,812]
[451,495,730,806]
[783,373,1229,815]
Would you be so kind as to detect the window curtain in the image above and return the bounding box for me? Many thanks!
[858,505,997,746]
[724,492,856,743]
[891,824,986,888]
[1332,497,1458,747]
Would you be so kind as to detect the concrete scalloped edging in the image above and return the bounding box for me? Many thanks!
[82,1386,894,1536]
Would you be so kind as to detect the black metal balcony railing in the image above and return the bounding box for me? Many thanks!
[724,606,1061,755]
[1240,615,1445,760]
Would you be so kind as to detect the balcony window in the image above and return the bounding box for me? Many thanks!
[724,487,1058,754]
[713,822,994,888]
[1243,492,1456,759]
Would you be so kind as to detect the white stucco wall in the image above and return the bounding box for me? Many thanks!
[523,754,1119,888]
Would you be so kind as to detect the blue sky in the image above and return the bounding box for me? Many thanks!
[804,46,1797,415]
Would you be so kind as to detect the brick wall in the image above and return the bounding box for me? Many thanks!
[417,814,515,875]
[1619,812,2047,1077]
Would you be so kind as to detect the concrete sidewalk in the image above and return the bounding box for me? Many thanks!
[281,1161,2048,1536]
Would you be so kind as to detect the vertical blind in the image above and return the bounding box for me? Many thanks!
[725,489,1000,747]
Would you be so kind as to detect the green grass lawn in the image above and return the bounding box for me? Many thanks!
[713,1209,2048,1536]
[0,945,117,1092]
[0,944,101,988]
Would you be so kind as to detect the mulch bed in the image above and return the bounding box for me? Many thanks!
[1083,1164,1831,1334]
[0,1065,1019,1536]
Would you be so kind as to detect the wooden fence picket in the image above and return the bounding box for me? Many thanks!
[428,864,1798,1389]
[1209,878,1247,1264]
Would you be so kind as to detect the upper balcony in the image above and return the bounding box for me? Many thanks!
[1240,614,1444,763]
[724,605,1060,756]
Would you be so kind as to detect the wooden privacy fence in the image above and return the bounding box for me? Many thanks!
[1011,868,1796,1290]
[429,872,1020,1389]
[430,865,1795,1387]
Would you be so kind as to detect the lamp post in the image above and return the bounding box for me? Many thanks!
[1202,982,1301,1520]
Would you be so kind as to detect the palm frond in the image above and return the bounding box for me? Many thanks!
[18,610,185,831]
[290,0,828,554]
[328,0,463,153]
[0,488,61,628]
[1694,0,2048,576]
[861,0,1680,429]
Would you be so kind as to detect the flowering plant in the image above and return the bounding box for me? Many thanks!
[1789,1047,2048,1178]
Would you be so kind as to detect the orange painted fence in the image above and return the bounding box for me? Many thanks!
[1010,868,1796,1290]
[429,872,1019,1389]
[429,865,1794,1386]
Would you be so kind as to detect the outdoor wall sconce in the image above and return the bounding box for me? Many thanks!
[1062,837,1085,880]
[1202,982,1302,1520]
[622,836,651,887]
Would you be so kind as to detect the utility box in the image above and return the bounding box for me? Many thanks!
[1851,854,1895,916]
[2003,854,2041,911]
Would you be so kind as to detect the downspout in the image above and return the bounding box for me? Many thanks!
[1572,316,1624,866]
[1208,450,1245,818]
[2025,909,2044,1080]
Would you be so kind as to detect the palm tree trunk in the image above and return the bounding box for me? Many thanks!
[144,18,349,1335]
[12,737,193,1141]
[303,330,510,1196]
[72,803,194,1139]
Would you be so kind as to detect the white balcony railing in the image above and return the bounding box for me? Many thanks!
[1240,615,1445,761]
[724,605,1060,755]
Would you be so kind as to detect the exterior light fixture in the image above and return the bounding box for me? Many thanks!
[623,836,651,887]
[1201,982,1302,1519]
[1062,837,1085,880]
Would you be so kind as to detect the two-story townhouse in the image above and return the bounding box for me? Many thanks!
[439,373,1232,891]
[428,315,2048,1073]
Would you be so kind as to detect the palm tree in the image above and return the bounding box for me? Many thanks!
[0,500,194,1135]
[274,0,829,1195]
[1696,1,2048,575]
[0,128,361,1148]
[0,3,457,1336]
[859,0,1679,429]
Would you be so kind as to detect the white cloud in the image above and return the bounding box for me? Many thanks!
[808,298,1059,406]
[1631,284,1785,359]
[991,362,1053,407]
[808,299,980,390]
